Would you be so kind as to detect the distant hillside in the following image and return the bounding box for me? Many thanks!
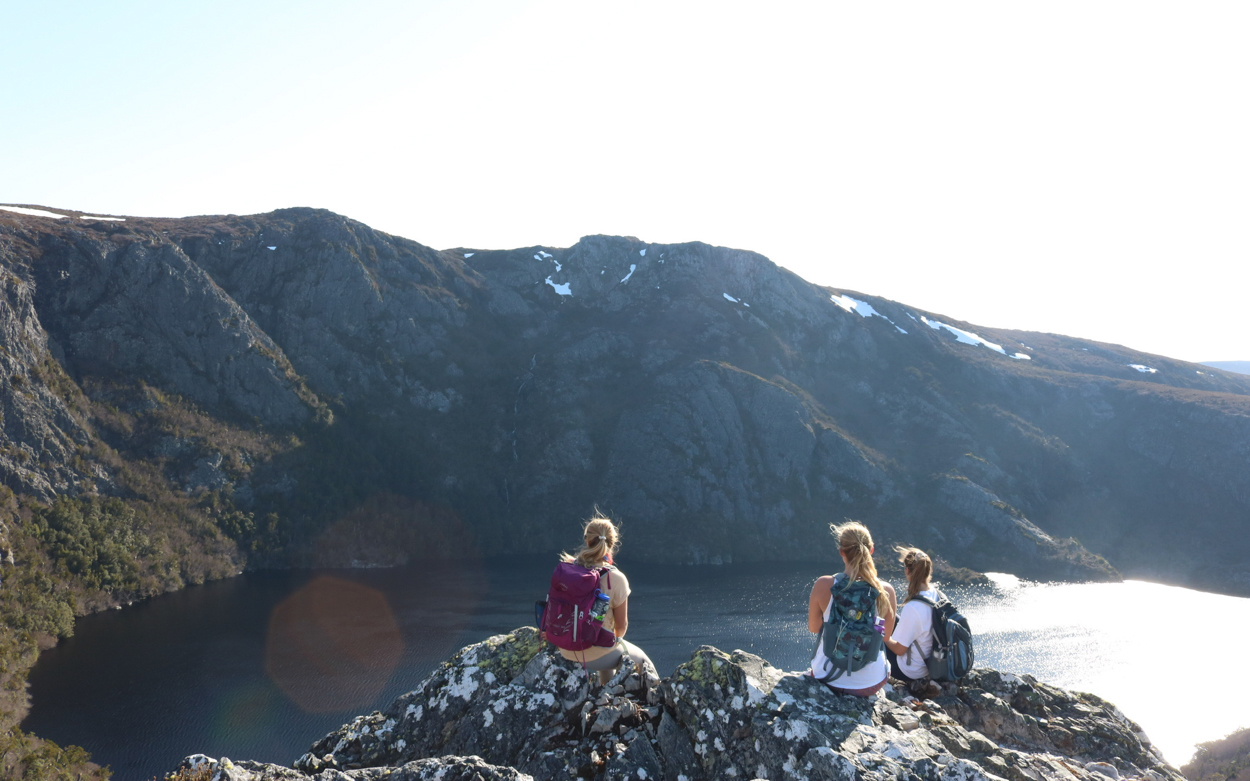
[1182,727,1250,781]
[1,205,1249,598]
[1203,361,1250,376]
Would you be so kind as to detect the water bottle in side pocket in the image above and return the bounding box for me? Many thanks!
[589,591,611,622]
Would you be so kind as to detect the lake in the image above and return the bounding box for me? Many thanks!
[23,558,1250,779]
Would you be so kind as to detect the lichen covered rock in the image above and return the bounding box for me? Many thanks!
[174,628,1186,781]
[172,753,532,780]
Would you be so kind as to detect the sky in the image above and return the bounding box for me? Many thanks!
[3,1,1247,362]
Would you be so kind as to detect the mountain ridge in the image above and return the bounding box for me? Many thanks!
[2,204,1249,594]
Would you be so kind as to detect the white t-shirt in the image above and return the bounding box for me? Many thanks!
[811,588,888,690]
[892,590,938,679]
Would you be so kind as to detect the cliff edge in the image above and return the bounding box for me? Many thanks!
[169,627,1181,781]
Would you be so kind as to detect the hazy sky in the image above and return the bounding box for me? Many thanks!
[4,1,1247,361]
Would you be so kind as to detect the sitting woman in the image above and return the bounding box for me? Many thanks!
[554,514,652,685]
[807,521,897,696]
[884,546,942,699]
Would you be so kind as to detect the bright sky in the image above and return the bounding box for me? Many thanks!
[4,1,1247,362]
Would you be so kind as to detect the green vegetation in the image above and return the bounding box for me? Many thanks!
[0,729,107,780]
[28,498,156,593]
[1183,726,1250,781]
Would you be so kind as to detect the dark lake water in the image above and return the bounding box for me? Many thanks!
[23,558,1250,779]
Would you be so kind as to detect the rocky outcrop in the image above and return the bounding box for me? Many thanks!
[27,230,320,427]
[173,627,1183,781]
[171,210,477,407]
[0,243,92,499]
[171,754,533,780]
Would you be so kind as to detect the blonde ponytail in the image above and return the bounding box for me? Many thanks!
[560,513,620,568]
[831,521,893,618]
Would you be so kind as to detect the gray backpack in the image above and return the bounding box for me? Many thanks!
[814,574,884,682]
[908,592,973,682]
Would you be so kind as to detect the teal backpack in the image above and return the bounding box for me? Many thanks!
[815,573,884,682]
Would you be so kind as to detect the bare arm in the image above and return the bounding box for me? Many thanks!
[884,584,909,654]
[883,582,898,639]
[613,599,629,639]
[808,576,834,633]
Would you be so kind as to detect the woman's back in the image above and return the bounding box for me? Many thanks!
[892,590,938,680]
[810,575,892,689]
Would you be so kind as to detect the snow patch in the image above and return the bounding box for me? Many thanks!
[621,264,636,283]
[0,206,65,219]
[464,252,475,258]
[545,277,572,296]
[538,250,552,258]
[267,246,277,251]
[1011,353,1031,360]
[79,214,126,221]
[723,293,739,303]
[922,317,1007,355]
[832,293,904,331]
[1129,364,1158,374]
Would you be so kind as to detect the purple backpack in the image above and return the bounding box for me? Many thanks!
[541,562,617,652]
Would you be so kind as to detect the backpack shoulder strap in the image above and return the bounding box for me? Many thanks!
[909,592,939,608]
[905,638,924,667]
[594,564,614,591]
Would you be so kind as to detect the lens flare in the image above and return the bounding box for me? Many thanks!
[265,576,404,713]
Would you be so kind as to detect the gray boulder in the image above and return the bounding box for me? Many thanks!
[175,627,1185,781]
[172,753,533,780]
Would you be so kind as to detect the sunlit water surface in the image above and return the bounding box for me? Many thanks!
[23,559,1250,778]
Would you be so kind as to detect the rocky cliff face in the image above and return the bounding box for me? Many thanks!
[3,206,1250,594]
[168,627,1183,781]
